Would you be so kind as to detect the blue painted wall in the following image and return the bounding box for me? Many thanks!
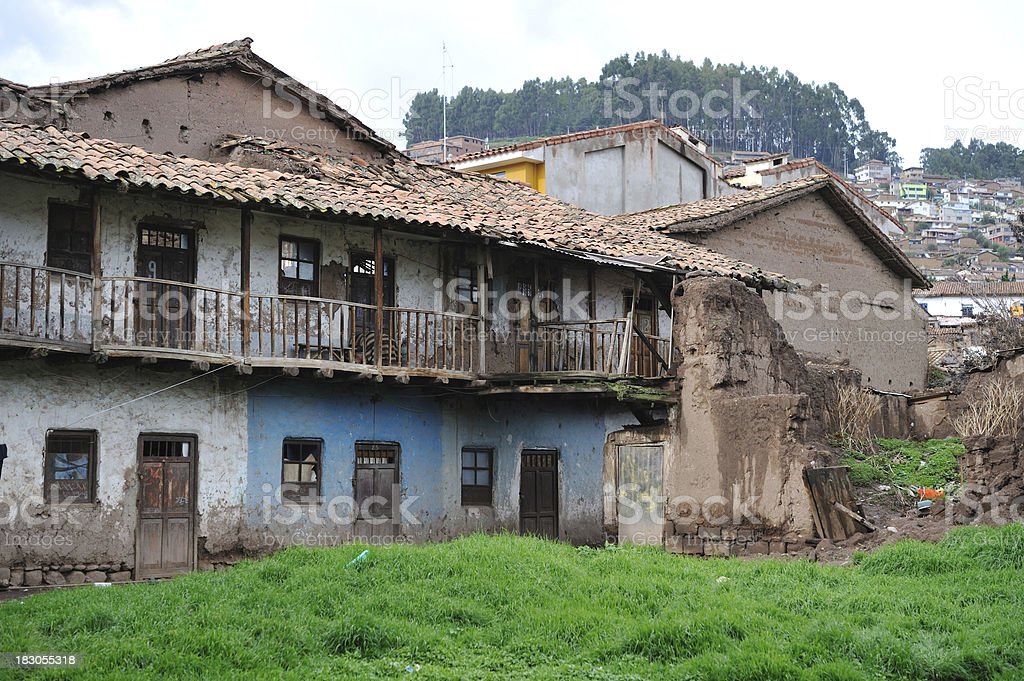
[245,382,637,546]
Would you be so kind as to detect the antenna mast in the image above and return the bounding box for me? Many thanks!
[442,42,452,162]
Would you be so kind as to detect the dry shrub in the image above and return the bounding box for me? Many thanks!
[952,378,1024,438]
[834,385,882,445]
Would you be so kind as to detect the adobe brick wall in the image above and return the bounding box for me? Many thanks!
[663,276,836,552]
[682,194,928,392]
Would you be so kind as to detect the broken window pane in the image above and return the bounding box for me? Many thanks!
[282,439,322,503]
[279,237,319,296]
[45,430,96,503]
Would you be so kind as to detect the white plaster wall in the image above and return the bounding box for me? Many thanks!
[0,361,248,566]
[0,173,79,264]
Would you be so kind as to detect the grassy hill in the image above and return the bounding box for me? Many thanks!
[2,527,1024,679]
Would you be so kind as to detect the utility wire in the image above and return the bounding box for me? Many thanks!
[61,361,240,428]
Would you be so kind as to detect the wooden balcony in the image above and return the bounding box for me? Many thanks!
[535,319,670,378]
[1,264,671,381]
[0,262,93,353]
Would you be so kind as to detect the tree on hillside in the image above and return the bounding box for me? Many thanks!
[401,51,900,171]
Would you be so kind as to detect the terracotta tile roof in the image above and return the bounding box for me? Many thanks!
[23,38,395,154]
[917,281,1024,298]
[619,175,830,231]
[619,175,929,288]
[721,165,747,179]
[449,120,719,167]
[0,123,788,289]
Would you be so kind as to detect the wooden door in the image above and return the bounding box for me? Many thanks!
[348,252,395,362]
[616,444,665,546]
[136,226,195,350]
[137,435,196,578]
[519,449,559,539]
[354,442,399,542]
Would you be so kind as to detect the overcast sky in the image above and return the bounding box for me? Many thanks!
[2,0,1022,165]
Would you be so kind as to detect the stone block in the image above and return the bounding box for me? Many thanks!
[745,541,770,555]
[66,571,86,585]
[24,570,42,587]
[84,571,107,583]
[108,571,131,583]
[44,571,66,586]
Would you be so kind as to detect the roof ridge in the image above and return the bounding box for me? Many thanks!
[161,38,253,64]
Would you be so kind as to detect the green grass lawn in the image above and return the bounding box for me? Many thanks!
[3,525,1024,680]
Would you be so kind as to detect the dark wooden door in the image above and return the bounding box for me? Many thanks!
[354,442,399,542]
[136,226,195,350]
[519,449,559,539]
[137,435,196,578]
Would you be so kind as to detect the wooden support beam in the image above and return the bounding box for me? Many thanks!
[235,363,253,376]
[476,244,487,374]
[618,276,640,375]
[190,360,211,373]
[90,192,103,351]
[667,273,677,371]
[834,502,877,533]
[632,326,669,371]
[240,209,253,357]
[373,225,384,371]
[280,366,300,377]
[588,267,598,372]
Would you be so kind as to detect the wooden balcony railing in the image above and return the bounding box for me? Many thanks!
[2,268,667,380]
[536,317,670,378]
[0,262,93,350]
[97,277,482,377]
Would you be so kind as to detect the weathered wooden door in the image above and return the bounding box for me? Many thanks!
[519,449,559,539]
[137,435,196,578]
[616,444,665,546]
[354,442,399,542]
[136,226,195,350]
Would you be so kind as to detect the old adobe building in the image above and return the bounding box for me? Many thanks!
[0,40,903,586]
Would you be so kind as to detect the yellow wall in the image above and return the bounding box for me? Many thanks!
[482,161,546,193]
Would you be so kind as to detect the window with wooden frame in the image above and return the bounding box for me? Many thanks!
[281,439,322,504]
[46,202,93,274]
[44,430,97,503]
[461,447,493,506]
[279,237,320,297]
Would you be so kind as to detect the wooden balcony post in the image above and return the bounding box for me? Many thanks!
[374,225,384,369]
[241,209,252,357]
[90,192,102,351]
[618,276,640,375]
[588,266,597,372]
[667,273,677,375]
[476,245,487,374]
